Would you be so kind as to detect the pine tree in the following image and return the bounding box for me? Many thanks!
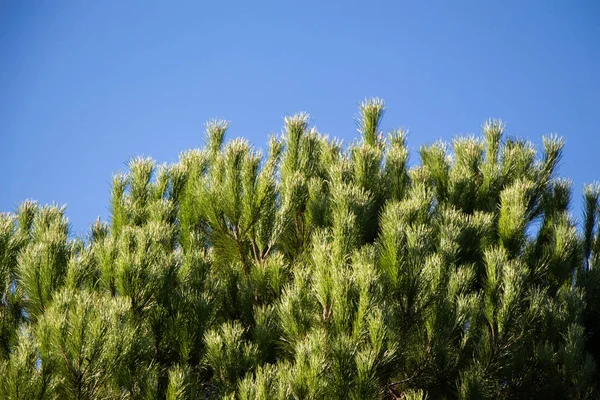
[1,98,600,399]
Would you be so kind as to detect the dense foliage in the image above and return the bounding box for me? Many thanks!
[2,99,600,399]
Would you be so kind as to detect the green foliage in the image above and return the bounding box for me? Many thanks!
[36,289,136,399]
[1,99,599,399]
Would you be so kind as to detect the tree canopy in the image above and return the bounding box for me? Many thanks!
[2,99,600,399]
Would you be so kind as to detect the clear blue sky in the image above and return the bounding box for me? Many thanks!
[2,1,599,235]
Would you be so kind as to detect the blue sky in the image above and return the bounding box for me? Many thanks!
[2,1,599,235]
